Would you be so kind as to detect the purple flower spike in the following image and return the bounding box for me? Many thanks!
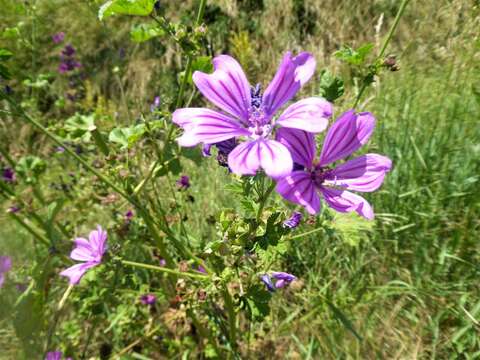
[0,256,12,288]
[275,111,392,220]
[60,226,107,285]
[2,168,16,183]
[176,175,190,190]
[52,32,65,44]
[173,52,332,178]
[140,293,157,305]
[260,274,276,292]
[283,211,302,229]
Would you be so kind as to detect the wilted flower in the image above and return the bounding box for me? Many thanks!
[52,32,65,44]
[260,271,296,292]
[275,110,392,219]
[176,175,190,190]
[2,168,15,183]
[140,294,157,305]
[0,256,12,288]
[283,211,302,229]
[173,52,332,178]
[60,226,107,285]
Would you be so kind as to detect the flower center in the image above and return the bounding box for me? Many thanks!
[248,83,271,138]
[311,166,329,187]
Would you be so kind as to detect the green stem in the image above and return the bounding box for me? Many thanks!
[256,181,275,223]
[2,94,134,205]
[121,259,209,280]
[222,286,237,349]
[8,212,50,247]
[290,227,324,240]
[353,0,410,108]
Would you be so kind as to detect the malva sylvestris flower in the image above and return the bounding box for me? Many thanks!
[275,110,392,219]
[261,271,296,292]
[173,52,333,178]
[176,175,190,190]
[0,256,12,288]
[60,226,107,285]
[140,294,157,305]
[283,211,303,229]
[45,351,71,360]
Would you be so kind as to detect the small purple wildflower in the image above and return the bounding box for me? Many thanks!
[0,256,12,288]
[197,265,206,274]
[61,44,75,57]
[261,271,296,292]
[283,211,302,229]
[275,111,392,219]
[159,258,166,267]
[45,351,71,360]
[55,146,66,153]
[2,168,16,183]
[173,52,333,178]
[125,209,134,222]
[260,274,276,292]
[150,96,161,112]
[60,226,107,285]
[140,293,157,305]
[176,175,190,190]
[7,206,20,213]
[52,32,65,44]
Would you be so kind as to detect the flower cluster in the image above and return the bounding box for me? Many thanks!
[58,44,82,74]
[173,52,392,219]
[261,272,296,292]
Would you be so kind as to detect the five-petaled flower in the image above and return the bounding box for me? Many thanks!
[60,226,107,285]
[173,52,332,178]
[0,256,12,288]
[275,110,392,219]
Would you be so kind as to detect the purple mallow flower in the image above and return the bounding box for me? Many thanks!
[0,256,12,288]
[140,293,157,305]
[173,52,333,178]
[176,175,190,190]
[52,32,65,44]
[283,211,302,229]
[45,351,71,360]
[150,96,161,112]
[260,271,296,292]
[2,168,15,183]
[275,110,392,219]
[60,226,107,285]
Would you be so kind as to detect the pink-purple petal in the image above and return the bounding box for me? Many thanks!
[59,262,97,285]
[275,171,321,214]
[227,141,261,175]
[276,97,332,133]
[262,52,316,116]
[319,110,375,166]
[326,154,392,192]
[276,127,316,168]
[192,55,251,122]
[258,139,293,178]
[89,225,107,256]
[0,255,12,273]
[321,187,374,220]
[173,108,250,147]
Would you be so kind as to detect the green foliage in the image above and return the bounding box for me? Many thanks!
[334,43,374,66]
[318,70,344,103]
[130,23,165,43]
[15,156,46,184]
[99,0,156,20]
[108,124,146,149]
[64,113,97,141]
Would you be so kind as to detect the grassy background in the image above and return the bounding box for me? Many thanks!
[1,0,480,358]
